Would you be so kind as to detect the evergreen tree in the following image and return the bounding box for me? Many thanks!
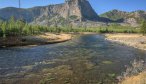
[0,21,3,36]
[1,22,7,38]
[8,16,16,35]
[8,16,15,28]
[23,23,30,35]
[141,20,146,35]
[16,19,26,35]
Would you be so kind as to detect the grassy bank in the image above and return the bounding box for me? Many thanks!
[0,33,72,47]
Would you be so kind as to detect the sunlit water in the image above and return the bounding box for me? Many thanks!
[0,34,146,84]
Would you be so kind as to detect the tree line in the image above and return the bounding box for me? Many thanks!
[0,16,62,38]
[0,16,146,38]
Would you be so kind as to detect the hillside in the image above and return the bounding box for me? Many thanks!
[100,10,128,21]
[100,10,146,26]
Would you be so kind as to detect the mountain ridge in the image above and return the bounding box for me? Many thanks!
[100,9,146,22]
[0,0,146,27]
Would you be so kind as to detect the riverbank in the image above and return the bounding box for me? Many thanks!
[0,33,72,47]
[105,33,146,84]
[120,71,146,84]
[105,34,146,51]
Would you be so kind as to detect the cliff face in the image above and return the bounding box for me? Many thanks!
[0,0,99,25]
[67,0,99,21]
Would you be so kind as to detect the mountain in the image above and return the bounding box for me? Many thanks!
[100,10,128,21]
[0,0,99,26]
[100,10,146,26]
[0,0,146,27]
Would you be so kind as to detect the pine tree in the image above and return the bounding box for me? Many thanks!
[8,16,16,35]
[1,22,7,38]
[0,20,3,36]
[141,20,146,35]
[16,19,25,35]
[22,23,29,35]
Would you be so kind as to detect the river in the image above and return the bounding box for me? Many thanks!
[0,34,146,84]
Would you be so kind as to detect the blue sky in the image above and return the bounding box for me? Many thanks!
[0,0,146,14]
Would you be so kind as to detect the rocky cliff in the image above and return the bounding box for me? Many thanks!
[0,0,99,26]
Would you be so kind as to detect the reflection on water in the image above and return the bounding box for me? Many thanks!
[0,34,146,84]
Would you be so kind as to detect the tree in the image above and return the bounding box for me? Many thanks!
[22,23,30,35]
[1,22,7,38]
[8,16,16,35]
[141,20,146,35]
[0,20,3,36]
[16,19,26,35]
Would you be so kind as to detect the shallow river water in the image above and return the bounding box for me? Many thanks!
[0,34,146,84]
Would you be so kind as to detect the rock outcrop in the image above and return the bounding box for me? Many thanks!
[0,0,99,26]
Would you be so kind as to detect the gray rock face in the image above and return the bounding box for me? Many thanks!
[0,0,99,25]
[67,0,99,21]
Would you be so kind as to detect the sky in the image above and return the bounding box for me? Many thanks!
[0,0,146,14]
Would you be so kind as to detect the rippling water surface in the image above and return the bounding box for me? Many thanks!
[0,34,146,84]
